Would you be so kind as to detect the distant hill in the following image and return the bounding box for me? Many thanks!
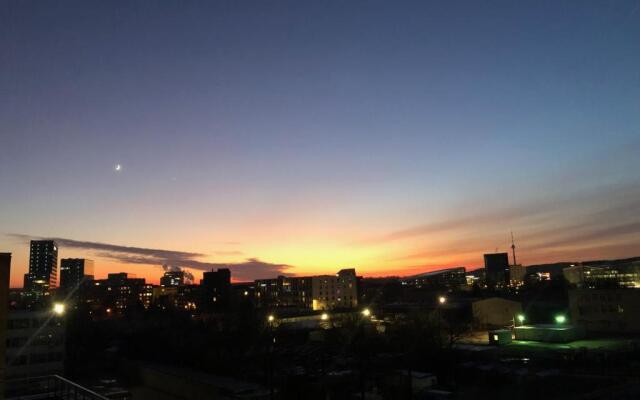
[525,256,640,277]
[458,256,640,279]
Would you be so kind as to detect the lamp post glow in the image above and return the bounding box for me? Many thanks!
[321,313,329,321]
[361,308,371,317]
[438,296,447,305]
[267,314,275,323]
[555,315,566,324]
[517,314,525,323]
[52,303,65,316]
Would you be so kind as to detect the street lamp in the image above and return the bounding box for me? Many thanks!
[321,313,329,321]
[267,314,275,323]
[361,308,371,317]
[52,303,65,316]
[438,296,447,305]
[517,314,525,324]
[555,315,566,324]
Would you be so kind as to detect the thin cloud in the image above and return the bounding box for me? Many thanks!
[7,234,291,281]
[369,181,640,244]
[213,250,245,256]
[8,234,204,259]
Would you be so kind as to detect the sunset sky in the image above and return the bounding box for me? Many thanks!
[1,1,639,287]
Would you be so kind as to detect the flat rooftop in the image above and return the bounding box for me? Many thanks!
[515,324,578,331]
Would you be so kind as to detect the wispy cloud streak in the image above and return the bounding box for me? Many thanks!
[7,234,291,281]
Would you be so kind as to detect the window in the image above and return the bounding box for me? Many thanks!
[8,319,30,329]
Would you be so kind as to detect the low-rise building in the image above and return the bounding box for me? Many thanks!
[569,288,640,333]
[400,267,467,289]
[311,269,358,310]
[472,297,522,328]
[81,272,153,315]
[564,264,640,288]
[255,269,358,311]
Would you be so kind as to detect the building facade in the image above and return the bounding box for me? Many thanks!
[255,276,313,308]
[255,269,358,311]
[472,297,522,328]
[311,269,358,310]
[569,288,640,333]
[5,310,65,378]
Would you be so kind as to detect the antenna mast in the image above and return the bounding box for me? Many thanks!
[511,231,517,266]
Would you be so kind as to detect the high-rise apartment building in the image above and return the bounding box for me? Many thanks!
[60,258,95,295]
[24,240,58,294]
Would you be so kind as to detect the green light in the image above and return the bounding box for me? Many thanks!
[555,315,566,324]
[517,314,525,323]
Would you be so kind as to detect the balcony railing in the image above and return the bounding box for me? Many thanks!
[4,374,109,400]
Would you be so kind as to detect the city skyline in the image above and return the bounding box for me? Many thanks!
[2,1,640,286]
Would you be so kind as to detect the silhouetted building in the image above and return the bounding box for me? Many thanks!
[1,253,11,391]
[24,240,58,295]
[160,270,185,287]
[484,253,510,287]
[401,267,467,289]
[176,284,200,311]
[231,282,255,304]
[5,309,65,378]
[200,268,231,311]
[152,286,178,309]
[59,258,94,296]
[150,284,198,311]
[509,264,527,284]
[82,272,152,315]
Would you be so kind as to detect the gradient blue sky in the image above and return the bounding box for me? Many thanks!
[1,1,639,286]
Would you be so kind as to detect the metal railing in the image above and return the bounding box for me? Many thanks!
[4,374,110,400]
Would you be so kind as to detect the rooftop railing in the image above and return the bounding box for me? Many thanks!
[4,374,109,400]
